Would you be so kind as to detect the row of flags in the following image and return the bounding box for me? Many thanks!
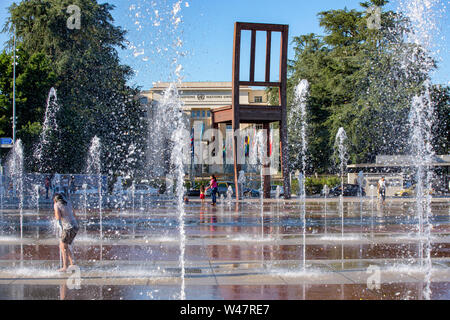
[191,123,273,160]
[191,122,205,154]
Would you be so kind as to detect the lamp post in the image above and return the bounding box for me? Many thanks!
[12,24,17,144]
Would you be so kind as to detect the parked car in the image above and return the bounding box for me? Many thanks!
[187,188,200,197]
[255,185,285,198]
[122,184,159,196]
[74,186,104,195]
[243,188,260,198]
[394,185,435,197]
[138,184,159,195]
[329,184,366,197]
[186,183,202,197]
[270,185,284,198]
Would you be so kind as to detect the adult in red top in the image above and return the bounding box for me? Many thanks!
[205,175,218,206]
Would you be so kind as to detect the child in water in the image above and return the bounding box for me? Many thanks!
[53,193,79,272]
[200,185,206,203]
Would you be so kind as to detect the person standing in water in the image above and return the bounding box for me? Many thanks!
[205,175,218,206]
[54,193,79,272]
[377,176,387,204]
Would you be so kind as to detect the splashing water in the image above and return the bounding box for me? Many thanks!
[255,130,266,241]
[86,136,102,239]
[335,128,348,192]
[322,184,329,235]
[126,0,188,84]
[291,79,310,271]
[400,0,445,300]
[159,83,188,300]
[335,127,348,268]
[294,80,310,175]
[226,185,233,207]
[238,170,246,199]
[34,88,61,172]
[256,130,266,200]
[7,140,24,266]
[290,79,310,181]
[275,185,281,200]
[132,1,190,300]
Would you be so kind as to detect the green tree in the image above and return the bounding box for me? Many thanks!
[2,0,147,176]
[430,85,450,156]
[0,46,56,167]
[278,0,448,174]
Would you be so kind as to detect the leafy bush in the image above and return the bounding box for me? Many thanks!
[291,176,340,195]
[304,176,340,195]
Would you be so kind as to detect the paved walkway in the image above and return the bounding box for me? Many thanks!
[0,199,449,299]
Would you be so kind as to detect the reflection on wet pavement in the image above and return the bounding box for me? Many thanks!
[0,199,449,300]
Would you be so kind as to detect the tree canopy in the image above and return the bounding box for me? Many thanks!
[279,0,449,174]
[1,0,147,178]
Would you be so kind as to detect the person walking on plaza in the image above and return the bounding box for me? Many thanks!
[53,193,79,272]
[51,174,59,198]
[377,176,387,204]
[62,175,69,195]
[44,176,51,199]
[205,175,218,206]
[69,176,76,195]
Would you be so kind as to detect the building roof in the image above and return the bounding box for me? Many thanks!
[143,81,252,93]
[347,155,450,169]
[348,163,450,168]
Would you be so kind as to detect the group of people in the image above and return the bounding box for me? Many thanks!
[44,175,76,199]
[53,174,388,273]
[54,174,220,273]
[185,175,219,206]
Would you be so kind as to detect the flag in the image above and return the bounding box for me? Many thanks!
[269,129,273,156]
[244,136,250,157]
[190,127,194,154]
[201,122,205,140]
[222,141,226,162]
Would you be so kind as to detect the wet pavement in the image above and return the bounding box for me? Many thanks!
[0,197,449,300]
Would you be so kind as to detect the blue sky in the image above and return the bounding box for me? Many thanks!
[1,0,448,89]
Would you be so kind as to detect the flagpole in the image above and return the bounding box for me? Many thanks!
[12,24,17,144]
[190,126,194,188]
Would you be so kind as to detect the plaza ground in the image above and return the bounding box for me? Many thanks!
[0,197,449,300]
